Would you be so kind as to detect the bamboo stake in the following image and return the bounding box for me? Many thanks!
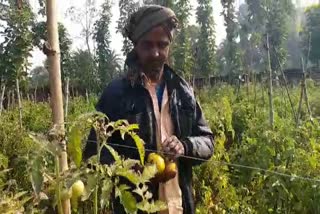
[266,33,274,129]
[46,0,70,212]
[16,78,23,128]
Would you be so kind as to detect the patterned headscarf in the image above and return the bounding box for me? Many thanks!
[123,5,178,43]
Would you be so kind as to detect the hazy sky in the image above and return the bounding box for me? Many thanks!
[29,0,319,69]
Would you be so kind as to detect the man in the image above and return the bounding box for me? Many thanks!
[84,5,214,214]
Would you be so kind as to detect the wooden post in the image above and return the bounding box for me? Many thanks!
[34,85,37,103]
[85,88,89,104]
[16,78,23,128]
[0,84,5,115]
[46,0,70,213]
[296,78,304,126]
[301,58,313,121]
[64,77,69,119]
[266,34,274,129]
[7,91,11,109]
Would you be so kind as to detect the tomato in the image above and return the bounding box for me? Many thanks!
[163,161,177,181]
[147,153,165,174]
[71,180,85,198]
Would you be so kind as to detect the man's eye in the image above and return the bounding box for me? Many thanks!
[142,41,152,49]
[159,42,169,49]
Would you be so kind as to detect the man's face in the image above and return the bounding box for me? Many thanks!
[134,26,171,79]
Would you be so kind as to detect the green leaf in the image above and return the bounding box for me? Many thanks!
[129,132,145,165]
[103,144,121,163]
[68,126,82,168]
[28,133,60,155]
[30,155,44,196]
[116,169,140,185]
[126,124,139,131]
[114,119,129,127]
[141,164,157,182]
[122,159,140,170]
[136,200,167,213]
[100,179,113,209]
[82,174,98,201]
[118,189,137,214]
[120,129,126,140]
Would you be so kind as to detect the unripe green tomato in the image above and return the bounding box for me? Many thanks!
[71,180,85,198]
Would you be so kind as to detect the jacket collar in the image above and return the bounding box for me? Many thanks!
[127,64,179,92]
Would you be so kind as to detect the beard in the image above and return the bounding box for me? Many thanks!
[141,60,165,81]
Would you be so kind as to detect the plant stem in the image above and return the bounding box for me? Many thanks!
[56,156,63,214]
[94,126,102,214]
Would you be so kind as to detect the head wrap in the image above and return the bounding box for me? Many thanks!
[123,5,178,43]
[123,5,178,86]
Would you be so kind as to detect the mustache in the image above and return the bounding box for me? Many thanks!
[144,60,165,68]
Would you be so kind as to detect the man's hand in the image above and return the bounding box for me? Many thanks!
[161,136,185,159]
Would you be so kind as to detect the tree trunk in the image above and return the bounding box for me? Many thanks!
[16,78,23,128]
[46,0,70,213]
[34,85,37,103]
[11,89,15,108]
[64,77,69,120]
[0,84,5,115]
[7,91,11,109]
[267,34,274,129]
[253,72,257,114]
[246,72,250,102]
[85,88,89,103]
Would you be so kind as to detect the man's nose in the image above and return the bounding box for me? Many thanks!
[150,48,160,58]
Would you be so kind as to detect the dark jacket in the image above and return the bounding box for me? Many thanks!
[84,65,214,214]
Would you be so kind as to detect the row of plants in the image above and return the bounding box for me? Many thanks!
[0,81,319,213]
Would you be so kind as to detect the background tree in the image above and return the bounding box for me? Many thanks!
[196,0,216,77]
[65,0,97,55]
[117,0,140,56]
[301,4,320,68]
[94,0,122,90]
[245,0,294,73]
[221,0,243,80]
[143,0,174,7]
[171,0,193,78]
[32,21,72,84]
[29,65,49,89]
[68,50,97,93]
[0,0,35,92]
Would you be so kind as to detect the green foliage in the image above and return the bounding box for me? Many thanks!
[245,0,294,72]
[195,0,216,77]
[301,4,320,67]
[117,0,139,56]
[1,83,320,212]
[221,0,243,77]
[68,50,98,93]
[194,83,320,213]
[171,0,193,78]
[144,0,174,7]
[0,0,35,89]
[32,21,72,84]
[94,0,122,89]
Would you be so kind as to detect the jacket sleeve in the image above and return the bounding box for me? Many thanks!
[180,101,214,166]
